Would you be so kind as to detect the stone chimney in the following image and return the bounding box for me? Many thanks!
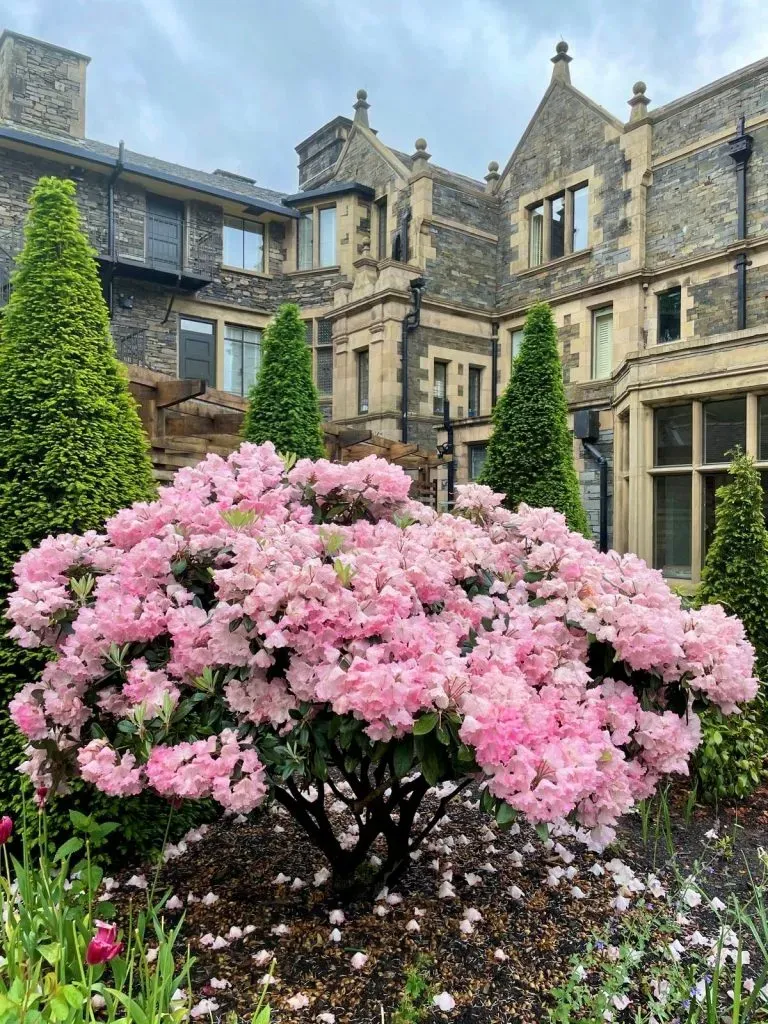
[0,31,90,139]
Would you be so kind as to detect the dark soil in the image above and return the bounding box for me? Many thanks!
[113,782,768,1024]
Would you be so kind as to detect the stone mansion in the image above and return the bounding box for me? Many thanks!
[1,28,768,587]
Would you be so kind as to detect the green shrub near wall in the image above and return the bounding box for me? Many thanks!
[0,176,161,840]
[479,301,589,534]
[242,302,326,460]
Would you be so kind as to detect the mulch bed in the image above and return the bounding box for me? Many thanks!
[113,782,768,1023]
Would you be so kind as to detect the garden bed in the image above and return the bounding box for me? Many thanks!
[112,782,768,1023]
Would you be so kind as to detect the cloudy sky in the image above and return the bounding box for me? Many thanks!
[1,0,767,193]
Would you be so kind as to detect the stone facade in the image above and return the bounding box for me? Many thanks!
[4,29,768,580]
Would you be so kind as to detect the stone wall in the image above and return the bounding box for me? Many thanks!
[558,316,580,384]
[431,182,497,235]
[332,130,402,192]
[296,117,351,187]
[687,264,768,337]
[0,33,88,139]
[110,280,178,377]
[578,427,613,548]
[497,84,628,309]
[426,224,496,309]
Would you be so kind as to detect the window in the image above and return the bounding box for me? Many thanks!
[297,212,313,270]
[468,366,482,418]
[223,324,262,396]
[658,287,681,343]
[223,216,264,272]
[550,194,565,260]
[511,328,524,360]
[704,398,746,463]
[304,320,313,346]
[357,349,369,414]
[591,307,613,380]
[319,206,337,267]
[316,318,333,396]
[376,196,388,260]
[433,361,448,417]
[572,184,589,251]
[655,404,693,467]
[468,444,487,481]
[654,475,692,579]
[760,396,768,460]
[529,203,544,267]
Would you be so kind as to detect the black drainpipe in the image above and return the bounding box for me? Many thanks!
[106,139,125,317]
[490,320,499,408]
[728,115,753,330]
[441,399,455,509]
[400,276,426,443]
[582,441,608,553]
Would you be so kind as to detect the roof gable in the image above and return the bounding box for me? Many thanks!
[324,123,410,191]
[499,80,623,188]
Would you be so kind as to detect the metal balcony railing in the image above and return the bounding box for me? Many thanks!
[114,329,147,367]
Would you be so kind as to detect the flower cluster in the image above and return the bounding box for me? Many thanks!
[6,443,757,845]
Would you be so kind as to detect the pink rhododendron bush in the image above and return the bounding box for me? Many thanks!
[6,442,758,886]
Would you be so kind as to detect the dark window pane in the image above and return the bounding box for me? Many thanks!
[572,185,588,251]
[377,197,388,259]
[317,319,333,346]
[550,194,565,260]
[304,321,313,346]
[760,396,768,461]
[468,367,481,418]
[529,204,543,266]
[469,444,487,481]
[704,397,746,463]
[655,404,692,466]
[762,471,768,526]
[357,349,369,414]
[703,471,731,557]
[658,287,681,343]
[433,361,447,416]
[316,347,333,395]
[319,207,336,267]
[654,474,692,578]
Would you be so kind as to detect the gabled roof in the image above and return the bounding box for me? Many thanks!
[650,53,768,123]
[498,79,624,187]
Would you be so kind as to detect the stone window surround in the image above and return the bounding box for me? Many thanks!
[289,202,340,273]
[512,165,595,276]
[173,299,272,392]
[526,181,589,267]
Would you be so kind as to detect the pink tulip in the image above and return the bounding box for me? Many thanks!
[85,921,123,966]
[0,816,12,845]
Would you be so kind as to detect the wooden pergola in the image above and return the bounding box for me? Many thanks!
[323,425,450,507]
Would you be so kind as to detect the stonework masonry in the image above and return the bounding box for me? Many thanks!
[3,29,768,580]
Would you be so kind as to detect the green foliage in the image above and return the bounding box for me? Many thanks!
[0,177,155,842]
[392,956,434,1024]
[695,452,768,801]
[479,302,589,534]
[698,451,768,674]
[242,303,326,460]
[692,698,767,804]
[0,807,195,1024]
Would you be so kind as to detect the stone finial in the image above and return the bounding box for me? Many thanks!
[411,137,432,173]
[550,39,572,84]
[353,88,370,128]
[484,160,500,192]
[627,80,650,122]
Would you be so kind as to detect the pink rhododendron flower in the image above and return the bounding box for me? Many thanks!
[5,443,756,860]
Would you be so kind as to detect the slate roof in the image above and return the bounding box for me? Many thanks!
[390,147,487,193]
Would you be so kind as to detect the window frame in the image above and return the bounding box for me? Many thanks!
[526,182,590,267]
[223,322,263,397]
[510,327,524,361]
[468,443,488,481]
[357,348,370,415]
[297,210,314,271]
[467,365,482,419]
[376,195,388,260]
[591,305,613,381]
[433,360,448,417]
[222,215,266,273]
[318,204,337,268]
[657,285,682,344]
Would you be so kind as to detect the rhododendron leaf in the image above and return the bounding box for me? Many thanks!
[523,570,546,584]
[457,744,475,765]
[53,837,83,862]
[228,618,243,633]
[413,713,438,736]
[436,724,450,746]
[393,738,414,779]
[312,750,328,780]
[480,788,495,814]
[171,559,188,577]
[495,803,517,828]
[117,720,136,735]
[535,823,550,841]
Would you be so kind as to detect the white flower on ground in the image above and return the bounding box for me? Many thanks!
[314,867,331,887]
[202,892,219,906]
[291,877,305,890]
[406,919,420,933]
[244,925,256,935]
[91,995,106,1011]
[507,885,524,901]
[681,887,702,908]
[668,939,685,962]
[463,907,482,923]
[459,919,474,935]
[166,895,183,911]
[287,993,310,1010]
[710,896,726,912]
[271,924,291,937]
[209,978,231,990]
[386,893,403,906]
[573,965,586,982]
[200,933,214,947]
[259,975,278,986]
[350,952,368,970]
[480,862,497,874]
[612,895,631,912]
[252,949,272,966]
[145,947,158,963]
[438,881,456,899]
[329,928,342,943]
[329,910,345,925]
[704,827,719,840]
[509,850,523,868]
[688,930,710,947]
[170,988,187,1007]
[190,999,219,1018]
[571,886,586,899]
[433,991,456,1012]
[211,936,229,950]
[227,926,243,940]
[589,863,605,877]
[493,948,508,962]
[187,892,199,904]
[126,874,147,890]
[612,994,630,1010]
[464,872,482,887]
[317,1014,336,1023]
[373,905,389,917]
[273,873,291,885]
